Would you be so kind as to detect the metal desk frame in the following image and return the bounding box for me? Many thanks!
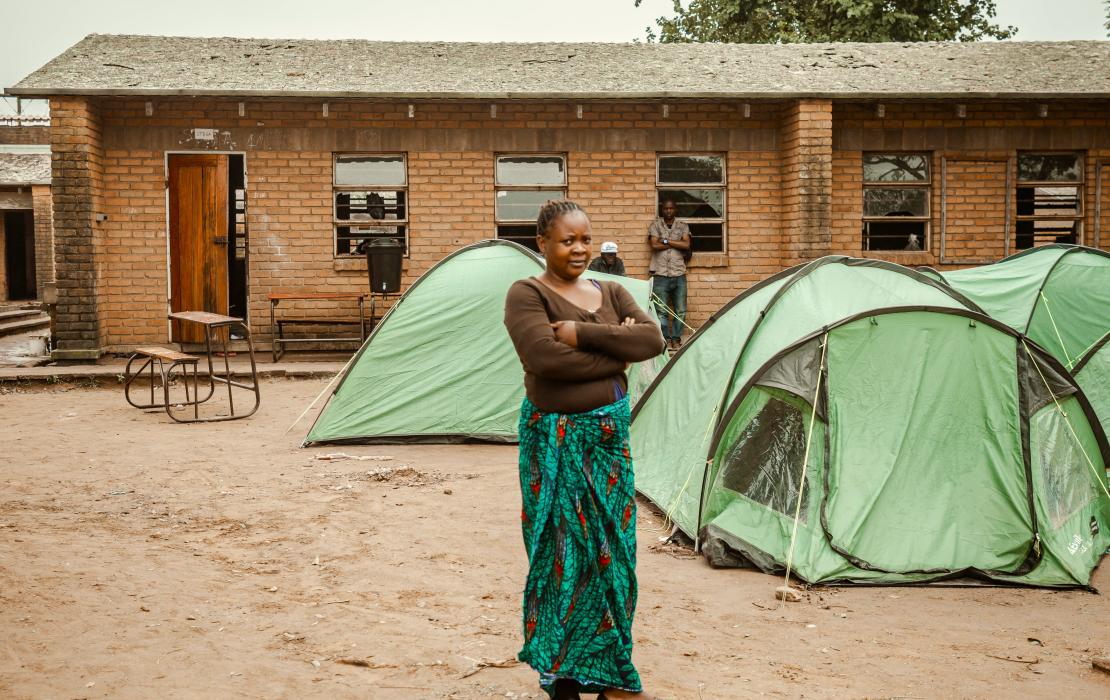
[160,311,261,422]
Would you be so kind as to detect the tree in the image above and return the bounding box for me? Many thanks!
[636,0,1017,43]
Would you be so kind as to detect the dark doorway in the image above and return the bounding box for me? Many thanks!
[227,154,248,324]
[4,211,36,300]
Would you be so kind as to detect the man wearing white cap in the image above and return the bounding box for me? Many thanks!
[588,240,626,276]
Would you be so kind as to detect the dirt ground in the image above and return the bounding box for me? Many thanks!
[1,377,1107,699]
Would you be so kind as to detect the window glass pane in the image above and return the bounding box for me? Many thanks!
[1016,186,1080,217]
[496,189,565,221]
[337,225,407,256]
[335,155,406,186]
[864,220,927,251]
[688,222,725,253]
[497,224,539,252]
[1017,153,1082,182]
[496,156,566,186]
[335,191,406,222]
[658,155,724,184]
[863,154,929,182]
[863,188,928,217]
[658,189,724,219]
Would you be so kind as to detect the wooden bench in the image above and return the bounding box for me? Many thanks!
[268,293,368,361]
[124,346,203,420]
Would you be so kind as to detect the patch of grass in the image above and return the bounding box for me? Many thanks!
[73,376,103,390]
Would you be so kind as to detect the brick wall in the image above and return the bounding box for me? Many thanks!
[49,96,104,359]
[569,150,656,277]
[48,95,1110,353]
[940,156,1010,262]
[245,150,335,334]
[405,151,494,275]
[31,184,54,297]
[832,101,1110,268]
[0,125,50,145]
[99,149,166,344]
[87,97,784,351]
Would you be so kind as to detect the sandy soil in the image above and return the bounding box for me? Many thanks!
[1,378,1107,699]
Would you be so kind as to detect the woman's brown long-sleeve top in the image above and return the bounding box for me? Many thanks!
[504,278,666,414]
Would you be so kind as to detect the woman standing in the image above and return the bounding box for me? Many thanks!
[504,200,665,699]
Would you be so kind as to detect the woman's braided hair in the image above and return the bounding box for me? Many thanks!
[536,199,585,238]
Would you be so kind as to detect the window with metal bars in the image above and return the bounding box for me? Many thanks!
[333,154,408,256]
[862,153,930,252]
[494,154,567,252]
[1015,152,1083,250]
[655,154,726,253]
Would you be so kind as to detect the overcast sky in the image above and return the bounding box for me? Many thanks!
[3,0,1108,115]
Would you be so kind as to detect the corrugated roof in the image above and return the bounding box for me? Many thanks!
[7,34,1110,100]
[0,153,51,186]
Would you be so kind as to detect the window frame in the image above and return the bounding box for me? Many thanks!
[1014,151,1084,249]
[861,152,932,253]
[654,152,727,254]
[493,153,568,250]
[332,153,409,258]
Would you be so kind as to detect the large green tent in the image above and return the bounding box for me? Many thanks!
[304,240,664,445]
[632,256,1110,586]
[941,245,1110,464]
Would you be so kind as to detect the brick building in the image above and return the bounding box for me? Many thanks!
[0,116,53,303]
[5,35,1110,360]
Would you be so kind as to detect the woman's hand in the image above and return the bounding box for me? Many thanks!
[622,316,635,327]
[551,320,578,347]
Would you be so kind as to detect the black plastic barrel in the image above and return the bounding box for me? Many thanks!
[365,238,404,293]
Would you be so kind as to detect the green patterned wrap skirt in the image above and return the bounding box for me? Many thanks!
[517,396,642,697]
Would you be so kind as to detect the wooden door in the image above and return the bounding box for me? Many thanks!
[169,154,228,343]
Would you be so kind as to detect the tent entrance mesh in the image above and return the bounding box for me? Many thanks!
[715,389,810,522]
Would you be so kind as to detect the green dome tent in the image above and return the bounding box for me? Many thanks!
[940,245,1110,448]
[631,257,1110,586]
[304,240,664,445]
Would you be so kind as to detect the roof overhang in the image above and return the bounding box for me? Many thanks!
[8,87,1110,101]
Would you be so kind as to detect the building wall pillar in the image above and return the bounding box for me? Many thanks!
[31,184,55,299]
[781,99,833,264]
[49,96,104,360]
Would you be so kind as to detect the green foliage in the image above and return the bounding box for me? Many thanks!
[636,0,1017,43]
